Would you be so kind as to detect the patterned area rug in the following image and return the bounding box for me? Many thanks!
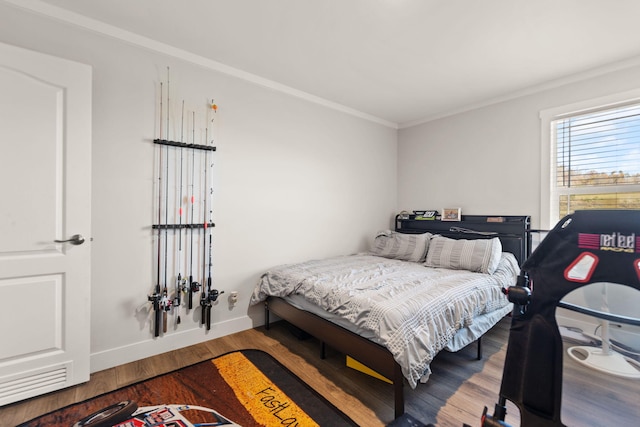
[20,349,357,426]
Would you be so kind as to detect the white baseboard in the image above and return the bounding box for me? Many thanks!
[89,315,254,373]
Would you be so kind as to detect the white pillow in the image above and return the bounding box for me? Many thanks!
[425,236,502,274]
[369,231,431,262]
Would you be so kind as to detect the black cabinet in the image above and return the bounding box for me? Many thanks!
[395,214,531,265]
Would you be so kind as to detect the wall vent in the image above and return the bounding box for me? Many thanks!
[0,364,69,405]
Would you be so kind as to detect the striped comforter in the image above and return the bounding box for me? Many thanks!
[250,253,518,388]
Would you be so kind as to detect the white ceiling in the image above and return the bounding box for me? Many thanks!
[21,0,640,127]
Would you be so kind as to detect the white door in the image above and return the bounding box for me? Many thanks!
[0,42,91,405]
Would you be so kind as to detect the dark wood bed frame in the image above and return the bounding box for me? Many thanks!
[264,214,531,419]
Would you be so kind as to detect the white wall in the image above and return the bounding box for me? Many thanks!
[4,1,639,375]
[398,64,640,230]
[398,62,640,347]
[0,5,397,372]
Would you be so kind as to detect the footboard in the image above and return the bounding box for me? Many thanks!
[264,297,405,419]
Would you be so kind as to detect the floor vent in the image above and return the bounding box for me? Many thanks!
[0,365,68,405]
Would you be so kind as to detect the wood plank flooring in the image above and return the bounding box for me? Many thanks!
[2,317,639,426]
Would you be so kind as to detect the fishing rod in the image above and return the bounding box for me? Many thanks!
[166,67,170,141]
[204,210,221,330]
[203,124,221,330]
[188,111,200,309]
[200,127,209,327]
[148,81,164,337]
[173,100,186,326]
[205,153,213,330]
[204,234,220,330]
[161,68,172,334]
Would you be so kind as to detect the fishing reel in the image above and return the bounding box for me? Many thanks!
[199,287,212,309]
[199,289,211,328]
[190,280,201,293]
[199,290,209,306]
[186,277,200,310]
[207,289,224,303]
[160,293,172,312]
[178,276,188,295]
[148,291,162,306]
[147,291,163,337]
[200,288,224,330]
[175,276,187,304]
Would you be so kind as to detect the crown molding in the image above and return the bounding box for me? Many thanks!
[399,55,640,129]
[3,0,398,129]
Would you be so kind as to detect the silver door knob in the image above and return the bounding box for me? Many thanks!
[54,234,85,245]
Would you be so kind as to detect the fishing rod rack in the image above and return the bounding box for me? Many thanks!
[152,140,216,230]
[153,138,217,151]
[148,66,222,338]
[152,222,215,230]
[151,139,216,230]
[151,138,217,231]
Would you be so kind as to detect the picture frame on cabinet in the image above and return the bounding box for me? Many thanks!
[442,208,461,221]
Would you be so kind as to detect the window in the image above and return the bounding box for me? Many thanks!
[541,91,640,229]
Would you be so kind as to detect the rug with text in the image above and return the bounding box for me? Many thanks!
[20,349,357,427]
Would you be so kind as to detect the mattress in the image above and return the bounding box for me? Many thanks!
[251,253,518,387]
[282,293,512,352]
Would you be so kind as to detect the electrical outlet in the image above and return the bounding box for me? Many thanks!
[229,291,239,306]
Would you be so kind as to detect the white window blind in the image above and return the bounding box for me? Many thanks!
[552,102,640,218]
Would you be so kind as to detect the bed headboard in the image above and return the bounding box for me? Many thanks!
[395,214,532,266]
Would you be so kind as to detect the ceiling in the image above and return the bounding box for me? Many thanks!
[19,0,640,127]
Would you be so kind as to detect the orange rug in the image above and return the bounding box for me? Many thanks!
[20,349,356,427]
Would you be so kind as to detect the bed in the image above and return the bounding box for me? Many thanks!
[250,214,531,419]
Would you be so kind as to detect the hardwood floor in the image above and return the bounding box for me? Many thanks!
[2,317,639,426]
